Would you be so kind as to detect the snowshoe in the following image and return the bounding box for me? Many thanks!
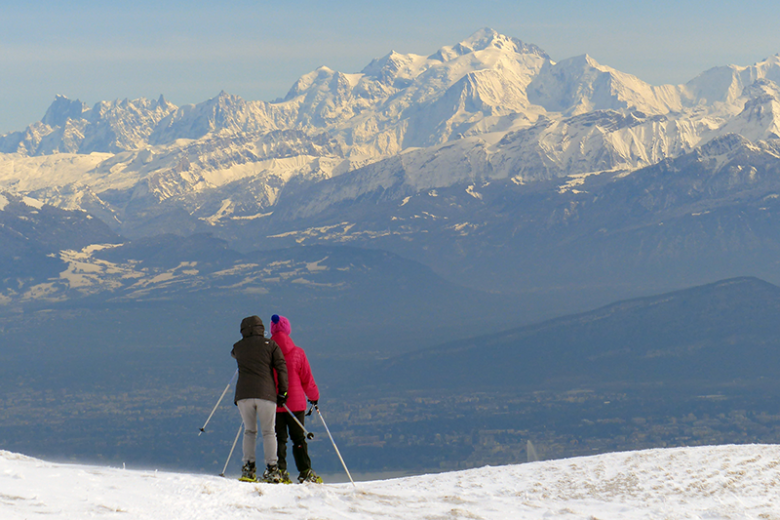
[279,469,293,484]
[262,464,285,484]
[298,468,324,484]
[238,461,257,482]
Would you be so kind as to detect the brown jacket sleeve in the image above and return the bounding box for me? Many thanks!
[271,341,289,395]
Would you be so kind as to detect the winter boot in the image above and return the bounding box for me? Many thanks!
[298,468,323,484]
[262,464,284,484]
[239,461,257,482]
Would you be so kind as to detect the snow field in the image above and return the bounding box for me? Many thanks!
[2,444,780,519]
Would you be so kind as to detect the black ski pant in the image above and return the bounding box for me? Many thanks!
[275,410,312,473]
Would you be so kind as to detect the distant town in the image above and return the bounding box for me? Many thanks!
[3,383,777,477]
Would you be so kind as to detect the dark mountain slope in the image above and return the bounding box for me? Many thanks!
[366,277,780,390]
[0,191,120,279]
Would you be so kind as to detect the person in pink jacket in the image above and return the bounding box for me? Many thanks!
[270,314,322,484]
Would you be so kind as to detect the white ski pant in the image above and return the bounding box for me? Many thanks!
[237,398,278,467]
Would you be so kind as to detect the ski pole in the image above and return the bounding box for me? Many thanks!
[283,403,315,440]
[199,369,238,436]
[220,421,243,477]
[314,404,355,487]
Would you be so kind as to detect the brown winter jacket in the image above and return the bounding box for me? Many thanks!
[231,316,288,404]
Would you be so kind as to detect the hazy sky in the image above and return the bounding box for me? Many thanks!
[2,0,780,134]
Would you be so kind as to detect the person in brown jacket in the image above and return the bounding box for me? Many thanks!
[232,315,289,483]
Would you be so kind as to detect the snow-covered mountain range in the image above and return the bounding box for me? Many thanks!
[2,444,779,519]
[4,28,780,314]
[3,28,780,239]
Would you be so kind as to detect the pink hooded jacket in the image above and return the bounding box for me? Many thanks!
[271,315,320,412]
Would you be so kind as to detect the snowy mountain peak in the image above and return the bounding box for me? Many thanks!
[744,78,780,98]
[527,52,687,115]
[461,27,501,48]
[714,78,780,141]
[0,94,180,155]
[360,51,418,84]
[147,91,276,144]
[753,53,780,73]
[570,53,598,68]
[685,54,780,107]
[459,27,548,58]
[41,95,89,127]
[283,65,359,101]
[428,28,549,63]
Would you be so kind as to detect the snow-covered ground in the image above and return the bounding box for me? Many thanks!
[2,444,779,519]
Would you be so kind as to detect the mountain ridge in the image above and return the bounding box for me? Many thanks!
[3,27,780,236]
[364,277,780,390]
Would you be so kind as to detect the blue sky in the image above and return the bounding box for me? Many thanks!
[2,0,780,134]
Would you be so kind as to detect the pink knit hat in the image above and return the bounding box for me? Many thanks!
[270,314,291,336]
